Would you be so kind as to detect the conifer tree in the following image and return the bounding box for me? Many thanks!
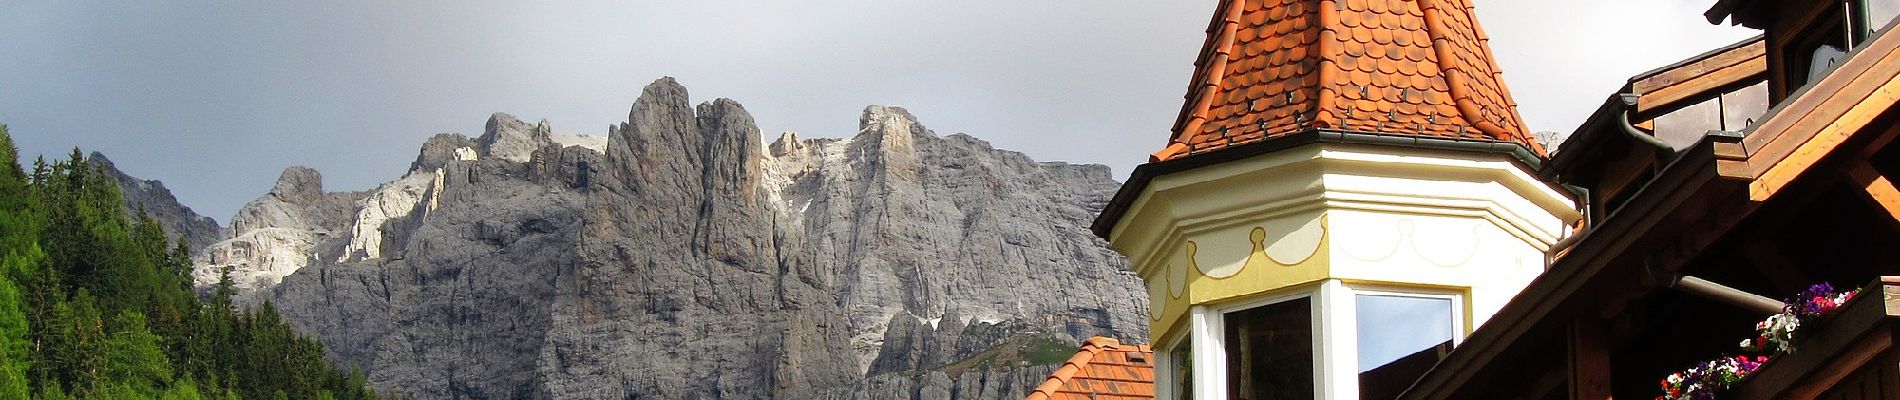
[0,125,383,398]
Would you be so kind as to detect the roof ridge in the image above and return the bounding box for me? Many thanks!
[1025,339,1108,400]
[1025,337,1156,400]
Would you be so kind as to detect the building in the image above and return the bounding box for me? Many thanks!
[1055,0,1900,399]
[1406,0,1900,398]
[1087,0,1579,398]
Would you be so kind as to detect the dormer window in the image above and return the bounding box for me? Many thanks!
[1773,0,1900,98]
[1783,11,1848,91]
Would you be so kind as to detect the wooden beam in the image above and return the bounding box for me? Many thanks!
[1632,40,1767,95]
[1747,37,1900,200]
[1847,163,1900,234]
[1567,320,1613,400]
[1637,56,1768,115]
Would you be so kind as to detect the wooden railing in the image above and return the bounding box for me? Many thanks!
[1732,277,1900,400]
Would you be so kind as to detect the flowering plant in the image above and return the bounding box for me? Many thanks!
[1787,283,1856,318]
[1657,283,1859,400]
[1739,283,1857,354]
[1657,355,1770,400]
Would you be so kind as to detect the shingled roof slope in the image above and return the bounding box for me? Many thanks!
[1024,337,1156,400]
[1154,0,1541,161]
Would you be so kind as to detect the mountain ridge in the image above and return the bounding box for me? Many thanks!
[182,77,1147,399]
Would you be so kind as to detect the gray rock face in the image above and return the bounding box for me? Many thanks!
[200,77,1146,399]
[89,152,225,252]
[478,113,557,163]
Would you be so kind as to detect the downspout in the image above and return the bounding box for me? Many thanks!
[1617,92,1677,162]
[1544,183,1590,263]
[1647,261,1787,315]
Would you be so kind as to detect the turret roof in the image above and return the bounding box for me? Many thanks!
[1152,0,1543,162]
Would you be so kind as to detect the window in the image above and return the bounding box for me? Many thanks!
[1355,295,1455,372]
[1166,282,1467,400]
[1224,297,1315,400]
[1720,81,1771,131]
[1653,97,1723,150]
[1784,15,1849,91]
[1649,80,1771,151]
[1171,341,1194,400]
[1356,294,1458,400]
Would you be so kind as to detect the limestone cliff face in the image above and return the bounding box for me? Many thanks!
[193,78,1146,399]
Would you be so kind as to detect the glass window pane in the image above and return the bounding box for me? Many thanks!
[1172,341,1193,399]
[1651,97,1722,151]
[1225,297,1314,400]
[1809,44,1848,84]
[1357,295,1455,400]
[1720,81,1770,132]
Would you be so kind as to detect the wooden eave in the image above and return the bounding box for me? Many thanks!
[1631,37,1768,116]
[1397,132,1746,400]
[1401,19,1900,400]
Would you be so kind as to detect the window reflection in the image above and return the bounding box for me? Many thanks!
[1809,44,1848,84]
[1173,341,1193,399]
[1653,97,1722,151]
[1225,298,1314,400]
[1357,294,1455,400]
[1649,80,1770,151]
[1721,82,1770,132]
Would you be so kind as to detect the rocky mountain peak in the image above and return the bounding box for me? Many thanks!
[411,133,478,171]
[189,77,1144,400]
[269,166,325,206]
[858,105,922,149]
[478,112,555,163]
[770,131,803,157]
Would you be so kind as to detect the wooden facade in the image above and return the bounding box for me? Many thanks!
[1400,1,1900,399]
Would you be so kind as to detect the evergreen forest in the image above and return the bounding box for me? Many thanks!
[0,125,380,399]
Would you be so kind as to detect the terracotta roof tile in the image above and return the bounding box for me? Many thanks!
[1153,0,1543,162]
[1024,337,1156,400]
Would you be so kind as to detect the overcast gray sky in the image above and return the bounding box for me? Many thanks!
[2,1,1755,224]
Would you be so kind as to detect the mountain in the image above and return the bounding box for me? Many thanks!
[88,152,225,252]
[191,78,1148,399]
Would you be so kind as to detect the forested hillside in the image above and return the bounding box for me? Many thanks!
[0,125,379,399]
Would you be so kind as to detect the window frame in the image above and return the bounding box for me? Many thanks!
[1164,281,1470,400]
[1156,326,1192,400]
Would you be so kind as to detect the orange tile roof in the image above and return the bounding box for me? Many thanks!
[1024,337,1156,400]
[1153,0,1542,162]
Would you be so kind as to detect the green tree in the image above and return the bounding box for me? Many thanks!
[0,125,384,398]
[0,125,34,400]
[102,311,171,393]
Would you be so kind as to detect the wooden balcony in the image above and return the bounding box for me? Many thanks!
[1733,277,1900,399]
